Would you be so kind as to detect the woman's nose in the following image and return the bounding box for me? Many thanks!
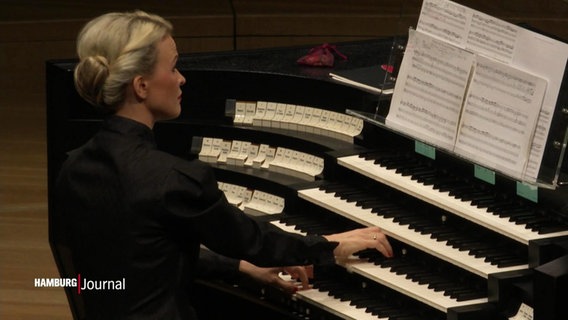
[177,70,186,86]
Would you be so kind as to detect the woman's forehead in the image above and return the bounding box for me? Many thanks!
[157,36,178,60]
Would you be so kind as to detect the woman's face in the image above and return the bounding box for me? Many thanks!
[143,35,186,121]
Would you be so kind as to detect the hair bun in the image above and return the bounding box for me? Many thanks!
[74,55,111,107]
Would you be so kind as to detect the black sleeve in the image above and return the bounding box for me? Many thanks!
[195,247,240,280]
[161,159,338,268]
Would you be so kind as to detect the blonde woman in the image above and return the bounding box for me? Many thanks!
[56,10,392,319]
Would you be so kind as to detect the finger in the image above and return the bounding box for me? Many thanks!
[381,237,393,257]
[286,266,310,290]
[274,277,297,294]
[305,265,314,279]
[377,239,393,257]
[365,227,382,240]
[361,226,381,237]
[368,236,393,258]
[364,228,393,258]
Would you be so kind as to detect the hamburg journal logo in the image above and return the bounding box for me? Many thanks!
[34,274,125,294]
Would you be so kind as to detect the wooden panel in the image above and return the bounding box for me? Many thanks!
[0,0,234,42]
[2,2,568,320]
[0,41,76,107]
[0,103,71,319]
[232,0,568,48]
[0,1,235,109]
[233,0,422,39]
[0,0,233,21]
[456,0,568,40]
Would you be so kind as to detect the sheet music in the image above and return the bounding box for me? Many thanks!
[418,0,518,63]
[417,0,469,47]
[412,0,568,183]
[454,55,547,180]
[387,29,474,151]
[467,11,518,63]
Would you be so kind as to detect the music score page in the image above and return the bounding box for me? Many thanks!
[455,55,547,179]
[387,29,474,151]
[386,0,568,183]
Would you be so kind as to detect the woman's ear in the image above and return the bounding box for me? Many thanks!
[132,75,148,100]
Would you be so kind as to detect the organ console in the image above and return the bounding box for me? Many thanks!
[46,20,568,320]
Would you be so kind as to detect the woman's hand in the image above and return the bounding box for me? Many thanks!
[324,226,393,259]
[238,261,313,294]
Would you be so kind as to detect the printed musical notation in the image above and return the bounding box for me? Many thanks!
[417,0,467,45]
[418,0,518,63]
[388,0,568,183]
[387,29,474,151]
[455,55,547,177]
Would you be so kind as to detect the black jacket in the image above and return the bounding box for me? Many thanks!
[55,115,337,319]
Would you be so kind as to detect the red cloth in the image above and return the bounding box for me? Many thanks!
[297,43,347,67]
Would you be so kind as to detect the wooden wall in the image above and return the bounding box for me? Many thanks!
[1,0,567,107]
[1,1,567,319]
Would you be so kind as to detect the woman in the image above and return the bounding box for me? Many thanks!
[56,10,392,319]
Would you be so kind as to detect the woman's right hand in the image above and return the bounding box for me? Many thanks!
[324,226,393,259]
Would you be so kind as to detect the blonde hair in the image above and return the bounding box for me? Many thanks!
[73,11,173,112]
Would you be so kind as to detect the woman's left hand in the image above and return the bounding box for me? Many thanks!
[239,261,313,294]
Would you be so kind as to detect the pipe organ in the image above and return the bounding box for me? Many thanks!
[47,34,568,320]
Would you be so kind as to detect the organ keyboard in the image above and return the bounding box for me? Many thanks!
[276,218,487,312]
[337,153,568,244]
[297,186,528,278]
[294,288,383,320]
[47,35,568,320]
[280,268,447,320]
